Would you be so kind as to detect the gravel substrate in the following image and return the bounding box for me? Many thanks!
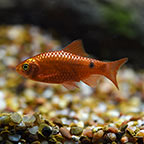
[0,25,144,143]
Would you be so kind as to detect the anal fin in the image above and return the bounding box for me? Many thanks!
[82,74,102,88]
[62,81,79,90]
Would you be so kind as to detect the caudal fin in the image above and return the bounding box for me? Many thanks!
[105,58,128,89]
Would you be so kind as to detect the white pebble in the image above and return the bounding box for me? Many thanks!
[0,91,5,98]
[42,88,53,99]
[0,99,6,110]
[97,102,107,112]
[137,120,144,127]
[7,26,24,40]
[25,89,36,96]
[69,111,76,117]
[0,49,6,60]
[0,77,6,87]
[61,117,71,125]
[28,126,38,134]
[0,91,6,110]
[120,69,136,81]
[52,96,60,104]
[119,115,132,122]
[107,110,120,117]
[3,56,18,67]
[7,45,19,55]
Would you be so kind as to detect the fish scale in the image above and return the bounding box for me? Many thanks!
[16,40,128,90]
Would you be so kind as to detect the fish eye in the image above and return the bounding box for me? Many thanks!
[22,64,29,71]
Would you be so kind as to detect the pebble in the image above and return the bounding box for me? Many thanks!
[136,130,144,136]
[3,56,18,67]
[70,126,83,135]
[92,130,104,141]
[77,121,84,128]
[0,98,6,110]
[18,121,25,127]
[23,115,36,124]
[0,77,6,87]
[42,88,54,99]
[7,45,19,55]
[0,114,10,125]
[71,135,79,142]
[8,134,21,142]
[0,48,6,60]
[41,141,48,144]
[107,133,117,141]
[7,26,25,40]
[53,118,63,127]
[41,125,52,137]
[107,127,118,133]
[83,129,93,138]
[91,114,104,124]
[106,110,120,117]
[60,127,72,139]
[24,89,36,102]
[10,112,22,124]
[121,136,128,143]
[52,126,59,135]
[80,136,91,144]
[28,126,39,135]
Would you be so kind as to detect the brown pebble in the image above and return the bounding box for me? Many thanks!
[80,136,91,144]
[83,129,93,138]
[107,127,118,133]
[35,98,46,104]
[121,136,128,143]
[52,118,63,127]
[60,127,72,139]
[92,130,104,142]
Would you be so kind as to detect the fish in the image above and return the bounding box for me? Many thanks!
[16,40,128,90]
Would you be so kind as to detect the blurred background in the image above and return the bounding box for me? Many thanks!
[0,0,144,69]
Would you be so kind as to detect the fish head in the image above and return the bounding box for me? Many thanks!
[16,57,39,79]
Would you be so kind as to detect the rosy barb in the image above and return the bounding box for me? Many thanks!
[16,40,128,90]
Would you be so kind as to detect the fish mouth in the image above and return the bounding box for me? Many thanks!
[16,64,22,74]
[16,65,20,72]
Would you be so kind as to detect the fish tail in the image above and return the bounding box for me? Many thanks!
[105,58,128,89]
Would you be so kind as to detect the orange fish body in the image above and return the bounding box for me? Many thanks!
[16,40,128,90]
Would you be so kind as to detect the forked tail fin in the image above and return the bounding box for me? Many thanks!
[105,58,128,89]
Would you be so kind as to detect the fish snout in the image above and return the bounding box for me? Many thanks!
[16,64,22,74]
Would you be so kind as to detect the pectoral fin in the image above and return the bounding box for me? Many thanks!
[62,81,79,90]
[82,74,102,88]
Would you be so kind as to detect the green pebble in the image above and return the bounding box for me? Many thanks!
[54,135,64,142]
[0,115,10,125]
[48,137,57,144]
[10,112,22,124]
[70,126,83,135]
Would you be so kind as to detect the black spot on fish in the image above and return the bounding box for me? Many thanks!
[89,62,94,68]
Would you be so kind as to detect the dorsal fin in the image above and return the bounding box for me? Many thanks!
[63,40,88,57]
